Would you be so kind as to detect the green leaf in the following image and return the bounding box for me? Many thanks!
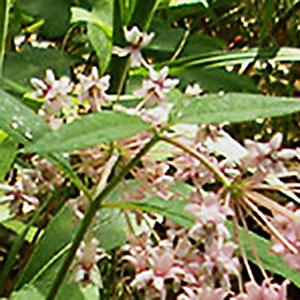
[93,209,127,251]
[170,92,300,125]
[9,285,44,300]
[20,0,72,38]
[0,89,49,144]
[86,0,113,73]
[0,89,89,199]
[88,23,112,73]
[25,111,150,153]
[229,223,300,288]
[0,138,17,180]
[17,206,77,287]
[33,256,84,300]
[175,68,258,93]
[104,196,194,228]
[3,46,71,93]
[164,47,300,70]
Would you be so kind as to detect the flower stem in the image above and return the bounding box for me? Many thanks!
[160,135,231,188]
[0,0,10,81]
[45,133,159,300]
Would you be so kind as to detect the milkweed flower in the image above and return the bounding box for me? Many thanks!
[77,67,111,111]
[134,66,179,107]
[31,69,74,116]
[113,26,154,67]
[232,279,289,300]
[73,238,104,287]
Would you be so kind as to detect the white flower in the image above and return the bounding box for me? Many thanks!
[134,66,179,107]
[31,69,74,116]
[113,26,154,67]
[77,67,111,111]
[73,238,104,287]
[184,83,203,96]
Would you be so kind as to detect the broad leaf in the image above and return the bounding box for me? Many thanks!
[20,0,72,38]
[0,89,49,144]
[87,0,113,73]
[25,111,150,153]
[170,92,300,125]
[3,46,71,93]
[0,89,88,198]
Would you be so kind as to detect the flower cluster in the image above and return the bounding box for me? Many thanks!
[20,24,300,300]
[0,156,63,216]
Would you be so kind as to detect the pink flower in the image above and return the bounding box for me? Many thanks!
[31,69,74,115]
[233,279,289,300]
[77,67,111,111]
[271,203,300,271]
[73,238,104,286]
[127,240,186,299]
[134,66,179,107]
[178,286,229,300]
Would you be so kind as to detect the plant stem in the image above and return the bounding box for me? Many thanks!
[0,0,10,81]
[45,133,159,300]
[160,135,231,188]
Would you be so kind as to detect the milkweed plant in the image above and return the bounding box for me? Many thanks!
[1,1,300,299]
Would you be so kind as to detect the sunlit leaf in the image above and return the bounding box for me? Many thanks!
[25,111,150,153]
[170,92,300,125]
[0,89,49,144]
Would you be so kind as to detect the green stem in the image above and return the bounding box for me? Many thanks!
[0,0,10,81]
[160,135,231,188]
[45,133,159,300]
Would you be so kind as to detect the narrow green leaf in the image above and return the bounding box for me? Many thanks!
[104,196,194,228]
[228,223,300,288]
[170,92,300,125]
[25,111,150,153]
[0,0,10,80]
[0,137,16,180]
[163,47,300,70]
[17,206,77,288]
